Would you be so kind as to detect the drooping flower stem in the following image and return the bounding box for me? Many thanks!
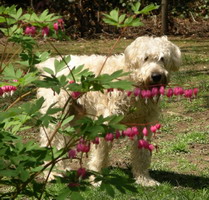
[4,88,37,111]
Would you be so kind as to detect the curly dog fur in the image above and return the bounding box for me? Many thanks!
[36,36,181,186]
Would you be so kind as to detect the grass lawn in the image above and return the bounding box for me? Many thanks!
[0,37,209,199]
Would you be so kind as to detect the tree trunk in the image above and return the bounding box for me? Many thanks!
[161,0,168,35]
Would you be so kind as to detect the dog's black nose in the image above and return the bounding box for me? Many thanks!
[151,73,162,83]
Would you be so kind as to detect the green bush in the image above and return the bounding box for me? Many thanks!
[0,4,159,199]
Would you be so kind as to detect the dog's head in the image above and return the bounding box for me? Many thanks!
[124,36,181,89]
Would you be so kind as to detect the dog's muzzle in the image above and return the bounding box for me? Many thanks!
[149,72,168,87]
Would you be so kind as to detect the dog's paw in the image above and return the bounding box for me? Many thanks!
[89,175,102,187]
[135,176,160,187]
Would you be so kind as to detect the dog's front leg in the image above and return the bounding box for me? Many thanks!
[88,138,112,186]
[131,139,160,187]
[88,107,113,172]
[88,138,112,172]
[38,88,71,180]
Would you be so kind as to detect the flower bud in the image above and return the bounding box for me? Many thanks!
[138,139,149,149]
[155,123,161,130]
[92,137,100,145]
[159,86,165,95]
[193,88,198,96]
[142,127,148,136]
[151,87,158,97]
[68,149,76,159]
[150,125,157,133]
[53,22,59,31]
[126,91,132,97]
[42,27,50,37]
[77,167,86,178]
[71,91,81,99]
[115,130,121,139]
[166,88,173,98]
[24,26,36,36]
[105,133,114,142]
[133,88,141,97]
[0,88,3,96]
[148,144,155,152]
[184,89,193,99]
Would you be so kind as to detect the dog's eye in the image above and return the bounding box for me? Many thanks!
[144,57,148,62]
[160,57,164,62]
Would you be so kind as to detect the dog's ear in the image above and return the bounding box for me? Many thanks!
[124,37,146,67]
[124,41,138,67]
[161,36,181,71]
[170,44,182,72]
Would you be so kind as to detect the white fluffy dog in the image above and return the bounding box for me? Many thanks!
[37,36,181,186]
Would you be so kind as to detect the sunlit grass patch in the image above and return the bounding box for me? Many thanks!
[36,38,130,56]
[157,131,208,154]
[183,54,209,65]
[183,98,206,113]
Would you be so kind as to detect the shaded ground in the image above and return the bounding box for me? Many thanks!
[118,17,209,39]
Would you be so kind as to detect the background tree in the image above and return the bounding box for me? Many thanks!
[161,0,168,35]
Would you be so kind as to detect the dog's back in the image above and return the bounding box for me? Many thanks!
[36,54,125,77]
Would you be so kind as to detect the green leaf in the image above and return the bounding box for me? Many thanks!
[54,56,71,75]
[0,28,8,36]
[18,72,37,86]
[36,51,50,63]
[64,55,71,65]
[21,97,45,115]
[105,70,122,80]
[47,107,62,115]
[10,7,22,20]
[110,124,126,130]
[16,7,23,19]
[31,13,39,22]
[6,18,16,26]
[59,75,67,87]
[137,4,159,15]
[124,16,134,25]
[119,14,126,24]
[109,115,124,125]
[0,16,6,23]
[34,77,61,94]
[10,156,20,165]
[0,169,18,177]
[102,17,118,26]
[67,65,93,83]
[130,18,144,27]
[39,9,49,20]
[43,67,55,75]
[107,80,133,90]
[2,63,22,80]
[22,13,31,21]
[62,115,74,127]
[16,141,24,152]
[86,125,105,138]
[101,183,115,198]
[71,191,85,200]
[110,9,119,22]
[56,187,72,200]
[103,9,120,26]
[0,107,22,121]
[131,2,141,13]
[5,5,16,15]
[0,6,6,14]
[9,34,36,50]
[19,169,30,182]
